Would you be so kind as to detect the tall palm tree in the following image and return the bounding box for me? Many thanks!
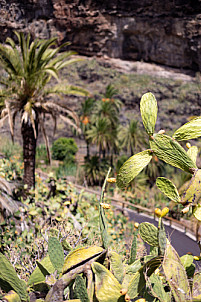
[119,119,145,156]
[0,31,88,190]
[79,97,95,158]
[86,117,113,158]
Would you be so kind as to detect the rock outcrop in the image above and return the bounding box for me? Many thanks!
[0,0,201,71]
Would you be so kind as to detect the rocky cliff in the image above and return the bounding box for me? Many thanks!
[0,0,201,71]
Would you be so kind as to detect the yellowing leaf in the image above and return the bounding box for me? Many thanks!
[173,117,201,141]
[156,177,180,203]
[187,146,198,165]
[62,246,103,274]
[181,169,201,205]
[116,150,152,188]
[140,92,158,136]
[91,262,124,302]
[162,242,191,302]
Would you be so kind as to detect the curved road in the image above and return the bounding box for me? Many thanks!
[125,208,200,257]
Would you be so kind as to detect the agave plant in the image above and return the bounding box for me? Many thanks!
[0,31,88,190]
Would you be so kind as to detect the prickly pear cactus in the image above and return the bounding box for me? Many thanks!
[172,116,201,141]
[0,252,28,301]
[48,236,64,273]
[162,242,191,302]
[91,262,124,302]
[140,92,158,136]
[117,150,152,188]
[28,255,55,286]
[187,145,198,165]
[74,275,89,302]
[149,133,197,173]
[62,246,104,274]
[156,177,180,203]
[139,222,159,247]
[108,251,124,284]
[148,274,171,302]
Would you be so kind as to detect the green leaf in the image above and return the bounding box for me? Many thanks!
[0,253,28,301]
[139,222,159,247]
[140,92,158,136]
[162,242,191,302]
[181,169,201,205]
[91,262,124,302]
[187,146,198,166]
[150,133,197,173]
[108,251,124,284]
[180,254,195,278]
[148,274,170,302]
[28,255,55,286]
[156,177,180,203]
[117,150,152,188]
[173,117,201,141]
[48,236,64,273]
[74,275,89,302]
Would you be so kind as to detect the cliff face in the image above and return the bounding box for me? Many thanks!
[0,0,201,71]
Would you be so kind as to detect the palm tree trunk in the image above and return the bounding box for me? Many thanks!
[21,118,38,190]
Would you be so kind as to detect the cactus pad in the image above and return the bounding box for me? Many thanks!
[91,262,124,302]
[187,146,198,165]
[181,169,201,206]
[156,177,180,203]
[117,150,152,188]
[28,255,55,286]
[173,117,201,141]
[48,236,64,273]
[140,92,158,136]
[150,133,197,173]
[139,222,159,247]
[162,242,191,302]
[74,275,89,302]
[62,246,104,274]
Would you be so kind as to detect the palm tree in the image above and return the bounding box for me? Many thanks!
[0,31,88,190]
[86,117,113,158]
[79,97,95,158]
[119,120,145,156]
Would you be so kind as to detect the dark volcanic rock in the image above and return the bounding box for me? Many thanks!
[0,0,201,70]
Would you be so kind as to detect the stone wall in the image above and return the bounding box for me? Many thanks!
[0,0,201,70]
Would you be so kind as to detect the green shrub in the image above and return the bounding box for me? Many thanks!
[52,137,78,162]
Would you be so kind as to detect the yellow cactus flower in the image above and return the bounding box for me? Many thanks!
[161,207,169,217]
[120,288,127,295]
[155,208,162,217]
[100,203,110,209]
[134,222,139,229]
[107,177,116,183]
[158,129,165,134]
[135,299,146,302]
[186,142,191,149]
[193,256,201,261]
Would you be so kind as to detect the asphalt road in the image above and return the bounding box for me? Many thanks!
[126,208,200,257]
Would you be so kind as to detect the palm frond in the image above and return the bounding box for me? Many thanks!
[60,115,81,133]
[5,101,14,141]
